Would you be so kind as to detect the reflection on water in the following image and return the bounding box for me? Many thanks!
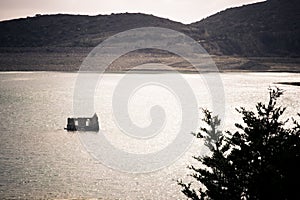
[0,72,299,199]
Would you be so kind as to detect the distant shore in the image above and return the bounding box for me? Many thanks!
[275,82,300,86]
[0,47,299,72]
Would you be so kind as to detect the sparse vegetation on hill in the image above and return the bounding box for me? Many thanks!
[189,0,300,56]
[0,0,299,71]
[0,13,188,47]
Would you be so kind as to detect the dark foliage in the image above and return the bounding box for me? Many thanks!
[179,88,300,199]
[0,0,299,56]
[189,0,300,56]
[0,13,187,47]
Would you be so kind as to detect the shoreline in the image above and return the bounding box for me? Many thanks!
[0,48,299,72]
[0,70,300,74]
[275,82,300,86]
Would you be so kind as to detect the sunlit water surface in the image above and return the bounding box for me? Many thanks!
[0,72,299,199]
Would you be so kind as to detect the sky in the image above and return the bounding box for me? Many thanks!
[0,0,264,24]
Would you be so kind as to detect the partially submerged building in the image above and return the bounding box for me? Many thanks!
[65,113,99,132]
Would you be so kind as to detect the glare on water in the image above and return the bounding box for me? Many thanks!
[0,72,299,199]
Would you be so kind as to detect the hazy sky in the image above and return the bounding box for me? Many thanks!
[0,0,264,24]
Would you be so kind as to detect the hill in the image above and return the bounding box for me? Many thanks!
[189,0,300,56]
[0,0,299,56]
[0,0,299,71]
[0,13,188,47]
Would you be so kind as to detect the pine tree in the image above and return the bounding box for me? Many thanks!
[179,88,300,199]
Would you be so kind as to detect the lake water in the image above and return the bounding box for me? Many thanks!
[0,72,299,199]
